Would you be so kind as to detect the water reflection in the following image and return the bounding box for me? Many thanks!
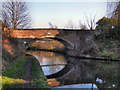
[56,57,120,88]
[30,40,65,51]
[42,66,65,75]
[26,50,120,88]
[53,83,97,88]
[26,51,67,75]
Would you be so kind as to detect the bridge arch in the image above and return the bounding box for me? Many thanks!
[26,36,74,50]
[46,63,74,79]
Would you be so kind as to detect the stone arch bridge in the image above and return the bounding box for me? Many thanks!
[5,28,97,56]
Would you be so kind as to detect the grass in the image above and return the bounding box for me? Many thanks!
[101,51,115,59]
[2,55,50,89]
[2,56,28,88]
[97,38,120,60]
[1,76,24,89]
[30,58,50,88]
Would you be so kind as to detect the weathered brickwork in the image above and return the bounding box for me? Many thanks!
[4,28,59,38]
[3,28,98,57]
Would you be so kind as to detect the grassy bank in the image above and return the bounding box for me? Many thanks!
[1,55,50,89]
[95,38,120,60]
[2,56,28,88]
[30,57,50,88]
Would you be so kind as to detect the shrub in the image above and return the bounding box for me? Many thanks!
[101,51,115,59]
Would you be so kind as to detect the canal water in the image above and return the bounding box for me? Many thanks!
[26,50,120,89]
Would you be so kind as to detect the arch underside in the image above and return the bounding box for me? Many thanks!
[26,36,74,50]
[46,63,74,79]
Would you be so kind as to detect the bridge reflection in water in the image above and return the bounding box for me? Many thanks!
[26,50,120,89]
[26,51,67,75]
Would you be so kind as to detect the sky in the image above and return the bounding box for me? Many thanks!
[26,1,107,28]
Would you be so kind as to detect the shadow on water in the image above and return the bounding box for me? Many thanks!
[56,57,120,88]
[46,63,74,79]
[26,50,120,89]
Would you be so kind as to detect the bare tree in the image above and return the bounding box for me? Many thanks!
[65,20,83,29]
[79,21,87,30]
[48,22,58,29]
[0,2,2,20]
[48,22,54,28]
[83,13,97,30]
[2,0,31,29]
[107,1,120,25]
[54,25,58,29]
[107,1,120,40]
[66,20,74,29]
[117,1,120,25]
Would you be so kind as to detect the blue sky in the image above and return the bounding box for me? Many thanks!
[26,1,107,28]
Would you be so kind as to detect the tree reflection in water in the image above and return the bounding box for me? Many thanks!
[57,57,120,88]
[26,40,120,88]
[30,40,65,51]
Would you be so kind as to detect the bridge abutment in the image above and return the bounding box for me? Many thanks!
[56,30,99,57]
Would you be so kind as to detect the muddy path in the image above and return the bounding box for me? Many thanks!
[22,57,32,88]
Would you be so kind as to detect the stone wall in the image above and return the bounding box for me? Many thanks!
[5,28,99,57]
[57,30,99,57]
[4,28,59,38]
